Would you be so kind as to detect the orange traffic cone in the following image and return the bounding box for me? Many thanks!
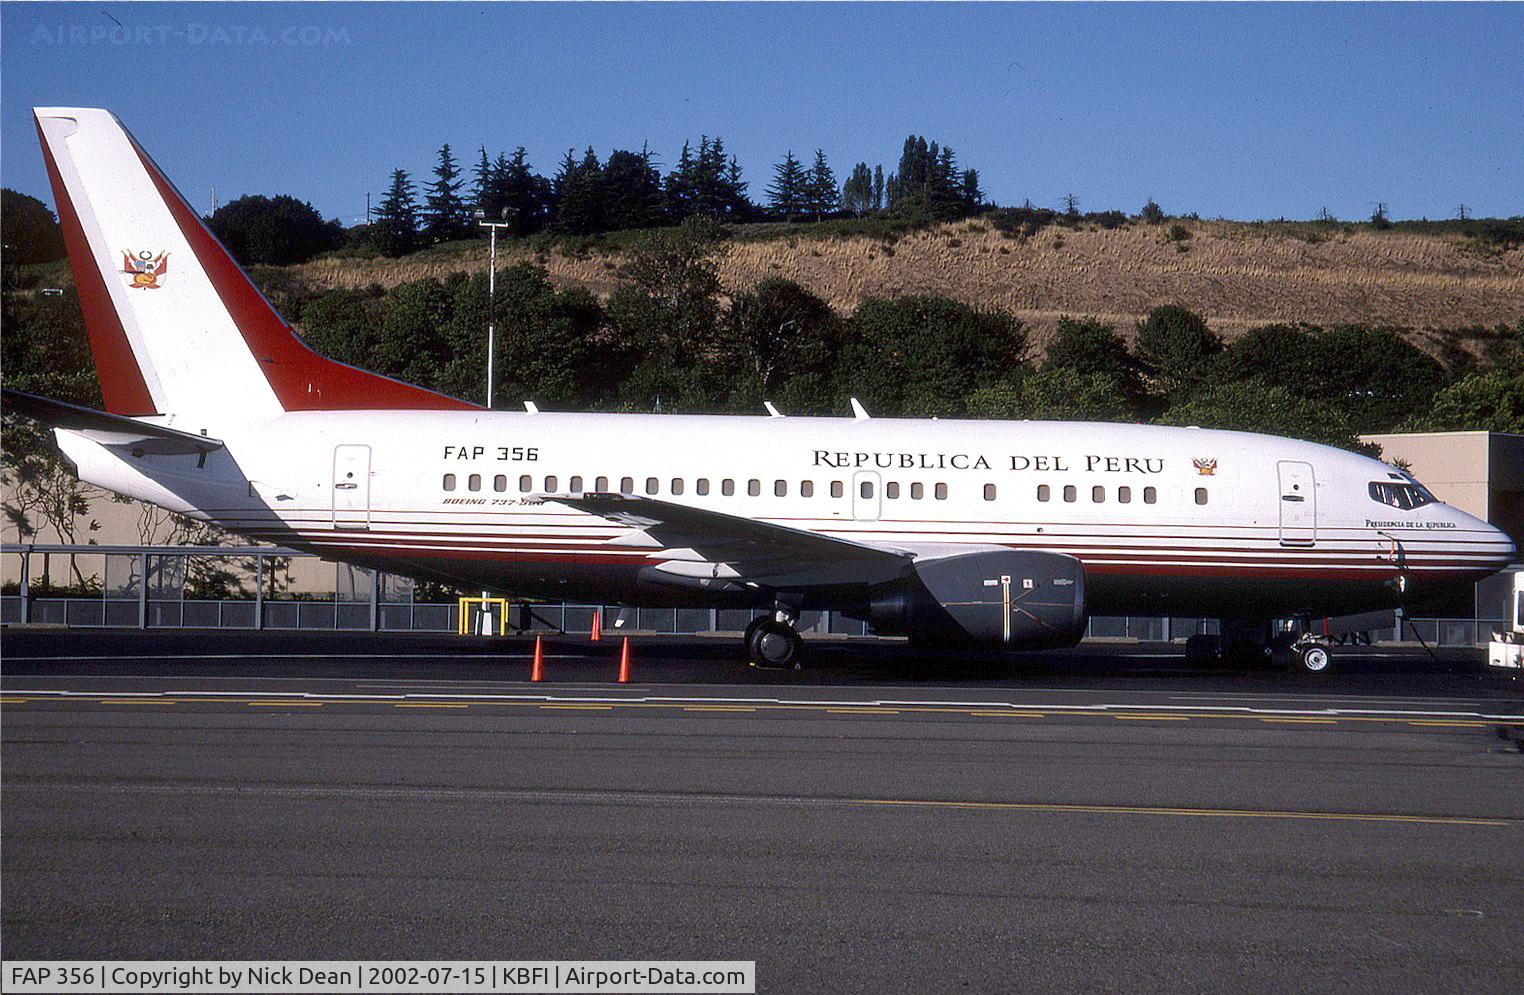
[590,609,602,642]
[530,634,544,682]
[617,637,631,683]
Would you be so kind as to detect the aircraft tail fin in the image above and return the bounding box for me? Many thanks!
[32,107,476,422]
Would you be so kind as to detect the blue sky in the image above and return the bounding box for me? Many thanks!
[3,2,1520,224]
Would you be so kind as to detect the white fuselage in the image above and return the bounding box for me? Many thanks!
[58,410,1515,620]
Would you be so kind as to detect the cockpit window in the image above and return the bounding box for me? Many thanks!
[1368,481,1435,511]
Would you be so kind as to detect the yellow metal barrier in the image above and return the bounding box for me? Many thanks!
[457,597,509,636]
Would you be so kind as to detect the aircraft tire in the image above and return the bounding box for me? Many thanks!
[741,615,769,660]
[748,619,803,670]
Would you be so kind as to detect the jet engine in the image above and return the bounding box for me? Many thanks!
[867,549,1087,649]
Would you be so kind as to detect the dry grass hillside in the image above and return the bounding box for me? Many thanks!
[289,219,1524,349]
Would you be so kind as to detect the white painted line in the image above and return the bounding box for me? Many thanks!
[7,688,1522,722]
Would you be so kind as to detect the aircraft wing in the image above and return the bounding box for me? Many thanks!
[1,388,224,456]
[538,492,913,589]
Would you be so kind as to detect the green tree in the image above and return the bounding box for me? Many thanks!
[841,164,874,216]
[1,188,66,265]
[1160,381,1377,454]
[804,150,840,220]
[1140,198,1165,224]
[470,146,493,216]
[966,368,1137,422]
[1410,371,1524,433]
[372,168,419,256]
[1313,324,1446,429]
[603,148,665,230]
[206,194,343,266]
[766,151,807,221]
[1043,316,1146,405]
[724,278,841,402]
[839,296,1029,416]
[423,143,470,241]
[1133,305,1223,402]
[1204,323,1325,394]
[556,148,606,235]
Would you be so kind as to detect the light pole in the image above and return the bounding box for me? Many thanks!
[474,208,511,408]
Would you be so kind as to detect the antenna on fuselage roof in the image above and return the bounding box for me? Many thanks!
[850,398,871,421]
[764,402,784,418]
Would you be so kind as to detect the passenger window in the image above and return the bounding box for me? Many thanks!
[748,479,761,497]
[800,481,813,498]
[774,480,787,497]
[443,474,456,491]
[1117,486,1130,504]
[934,483,948,500]
[860,480,875,499]
[1092,485,1104,503]
[494,474,508,492]
[1195,487,1209,506]
[544,475,557,492]
[722,478,736,496]
[1037,484,1050,502]
[595,476,609,491]
[830,481,844,498]
[569,476,583,492]
[671,478,684,495]
[984,483,997,501]
[645,477,659,495]
[886,482,900,499]
[1143,486,1157,504]
[1063,485,1077,503]
[519,474,533,492]
[696,478,710,496]
[620,477,634,494]
[468,474,482,492]
[911,482,924,500]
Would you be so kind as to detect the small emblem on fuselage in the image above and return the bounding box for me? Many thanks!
[1192,458,1217,476]
[121,249,168,289]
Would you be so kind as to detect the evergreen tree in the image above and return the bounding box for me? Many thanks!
[767,151,807,221]
[872,165,884,210]
[471,146,493,217]
[373,168,419,257]
[725,155,751,219]
[556,147,605,235]
[604,148,665,230]
[424,143,469,241]
[960,168,984,209]
[664,142,697,220]
[804,150,840,221]
[499,148,548,235]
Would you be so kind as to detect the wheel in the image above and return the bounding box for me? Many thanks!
[740,615,768,660]
[1295,645,1332,674]
[748,619,803,670]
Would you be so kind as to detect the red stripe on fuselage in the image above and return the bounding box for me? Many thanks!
[35,115,157,416]
[128,140,477,413]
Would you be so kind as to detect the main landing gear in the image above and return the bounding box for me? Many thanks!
[743,608,803,670]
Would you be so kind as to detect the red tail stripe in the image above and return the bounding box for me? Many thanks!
[35,116,157,416]
[128,139,477,412]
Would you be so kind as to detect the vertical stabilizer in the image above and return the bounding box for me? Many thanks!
[33,107,476,422]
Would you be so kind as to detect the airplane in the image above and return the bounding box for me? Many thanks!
[5,107,1515,673]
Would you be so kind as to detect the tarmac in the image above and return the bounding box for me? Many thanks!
[3,629,1522,990]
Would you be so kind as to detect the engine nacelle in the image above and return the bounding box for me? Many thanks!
[869,549,1087,649]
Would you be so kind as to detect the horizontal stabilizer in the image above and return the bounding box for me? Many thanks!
[2,388,223,455]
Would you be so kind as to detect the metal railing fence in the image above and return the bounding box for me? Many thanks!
[1,543,1510,646]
